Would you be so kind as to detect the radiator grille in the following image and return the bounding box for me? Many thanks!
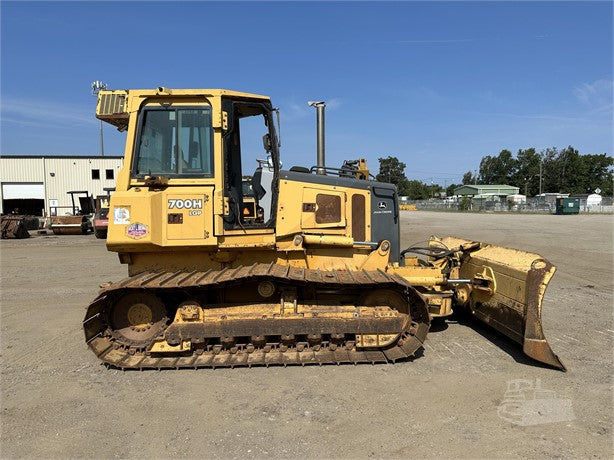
[98,92,126,116]
[96,91,129,131]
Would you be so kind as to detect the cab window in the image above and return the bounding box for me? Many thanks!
[133,107,213,177]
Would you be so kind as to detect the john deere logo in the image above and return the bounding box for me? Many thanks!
[378,201,387,209]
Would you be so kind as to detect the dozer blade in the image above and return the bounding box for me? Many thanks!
[437,236,565,371]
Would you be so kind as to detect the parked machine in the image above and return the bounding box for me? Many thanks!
[50,191,94,235]
[83,87,564,371]
[94,188,115,239]
[0,215,30,239]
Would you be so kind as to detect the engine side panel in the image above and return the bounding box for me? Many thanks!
[277,171,400,258]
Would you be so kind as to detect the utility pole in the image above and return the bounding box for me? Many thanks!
[91,81,107,156]
[539,159,543,195]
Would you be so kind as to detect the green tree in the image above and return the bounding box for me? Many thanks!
[551,147,613,195]
[427,183,444,198]
[406,180,428,199]
[446,183,461,196]
[560,147,588,193]
[462,171,475,185]
[376,156,410,195]
[582,153,613,195]
[466,146,613,196]
[403,180,443,199]
[540,147,560,193]
[479,149,517,184]
[513,148,541,196]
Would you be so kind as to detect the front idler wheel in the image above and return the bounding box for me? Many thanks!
[109,291,168,349]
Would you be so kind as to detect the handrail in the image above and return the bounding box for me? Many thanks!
[307,165,375,180]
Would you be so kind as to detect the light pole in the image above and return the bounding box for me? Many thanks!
[91,80,107,156]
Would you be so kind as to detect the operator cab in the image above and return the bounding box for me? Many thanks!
[129,94,280,232]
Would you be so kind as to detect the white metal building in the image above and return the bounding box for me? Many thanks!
[0,155,123,216]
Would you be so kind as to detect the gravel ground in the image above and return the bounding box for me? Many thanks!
[1,211,612,458]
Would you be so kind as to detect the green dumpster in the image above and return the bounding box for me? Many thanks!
[555,198,580,215]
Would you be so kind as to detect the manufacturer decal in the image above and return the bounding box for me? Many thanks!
[168,199,202,210]
[113,207,130,224]
[374,200,392,215]
[126,222,148,239]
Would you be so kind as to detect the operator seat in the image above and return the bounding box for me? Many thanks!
[251,163,274,222]
[251,168,266,201]
[188,141,199,168]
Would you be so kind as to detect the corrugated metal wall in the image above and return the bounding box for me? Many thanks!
[0,156,123,214]
[0,157,45,181]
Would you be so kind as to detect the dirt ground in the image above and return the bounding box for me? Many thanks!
[1,211,612,459]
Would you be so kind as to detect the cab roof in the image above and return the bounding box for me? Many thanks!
[96,88,271,131]
[123,88,271,100]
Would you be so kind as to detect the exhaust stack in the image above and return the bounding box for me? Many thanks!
[308,101,326,175]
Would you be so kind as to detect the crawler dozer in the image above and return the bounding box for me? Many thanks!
[84,87,565,371]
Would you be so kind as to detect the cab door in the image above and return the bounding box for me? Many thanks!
[219,99,279,234]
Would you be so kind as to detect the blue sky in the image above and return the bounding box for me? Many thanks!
[1,1,612,184]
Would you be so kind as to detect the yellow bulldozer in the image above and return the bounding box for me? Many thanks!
[83,87,564,371]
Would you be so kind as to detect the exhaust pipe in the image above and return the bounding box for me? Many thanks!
[308,101,326,175]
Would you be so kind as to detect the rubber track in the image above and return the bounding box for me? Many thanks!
[83,262,430,369]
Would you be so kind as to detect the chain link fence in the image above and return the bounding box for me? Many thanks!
[402,196,614,213]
